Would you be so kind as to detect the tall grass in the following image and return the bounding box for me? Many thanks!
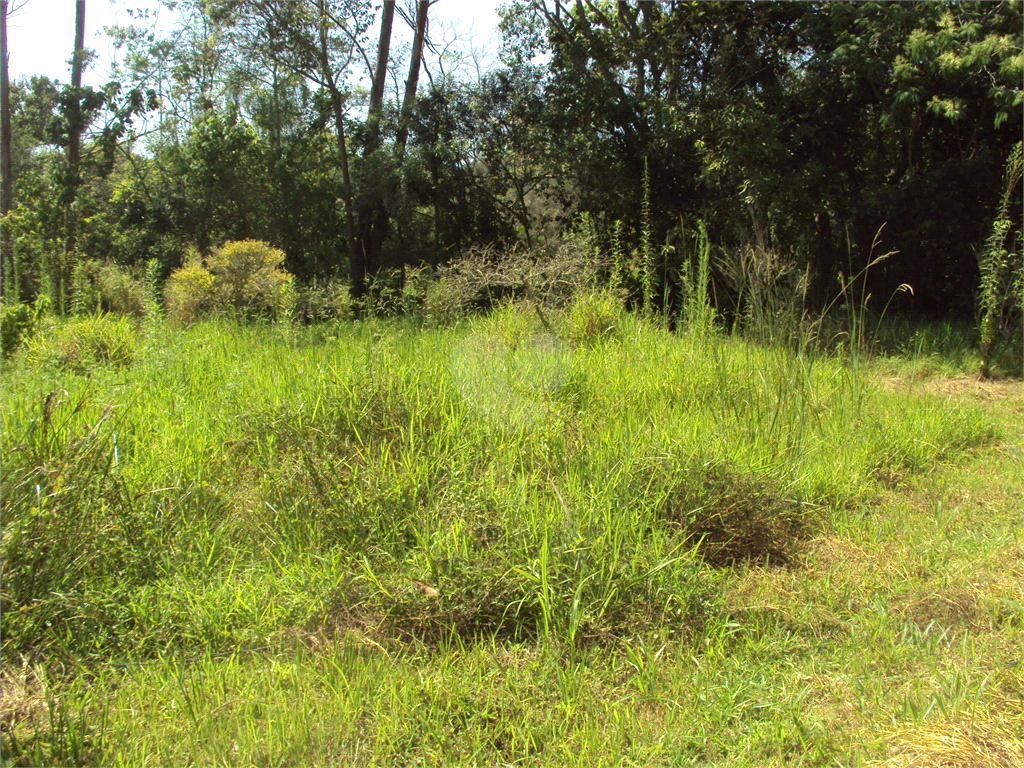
[1,308,1000,664]
[1,306,1015,766]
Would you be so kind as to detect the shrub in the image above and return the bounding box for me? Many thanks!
[363,268,404,318]
[1,303,36,357]
[165,261,216,325]
[565,290,623,348]
[96,263,147,319]
[165,241,296,325]
[295,278,353,324]
[26,315,137,373]
[71,260,104,315]
[424,274,478,327]
[425,235,609,326]
[989,318,1023,375]
[401,264,433,316]
[70,260,147,319]
[207,240,295,319]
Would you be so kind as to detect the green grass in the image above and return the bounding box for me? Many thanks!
[1,305,1019,766]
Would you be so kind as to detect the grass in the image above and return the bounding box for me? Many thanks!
[1,303,1019,766]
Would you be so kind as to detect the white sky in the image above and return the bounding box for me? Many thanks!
[6,0,506,87]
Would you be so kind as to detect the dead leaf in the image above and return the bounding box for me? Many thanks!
[410,579,440,598]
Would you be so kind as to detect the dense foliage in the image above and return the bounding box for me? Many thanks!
[0,1,1021,326]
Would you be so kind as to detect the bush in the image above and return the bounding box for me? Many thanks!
[990,318,1023,376]
[425,235,609,326]
[71,261,147,319]
[424,278,473,326]
[165,261,216,325]
[165,241,296,324]
[978,142,1023,379]
[363,268,404,318]
[26,315,137,373]
[295,278,353,324]
[96,263,147,319]
[207,240,295,318]
[1,302,36,357]
[565,290,623,348]
[401,264,433,316]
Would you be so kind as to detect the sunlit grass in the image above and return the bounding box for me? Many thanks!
[1,306,1018,766]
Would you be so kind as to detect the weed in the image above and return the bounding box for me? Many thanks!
[24,314,137,373]
[564,290,623,348]
[1,302,37,357]
[978,141,1023,379]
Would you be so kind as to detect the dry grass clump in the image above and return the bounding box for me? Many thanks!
[424,236,608,326]
[0,663,48,738]
[876,709,1023,768]
[895,589,984,632]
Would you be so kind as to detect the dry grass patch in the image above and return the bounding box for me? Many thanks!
[725,535,888,615]
[808,536,883,575]
[722,554,857,642]
[875,705,1023,768]
[0,663,48,739]
[874,373,1022,406]
[927,375,1022,409]
[896,589,983,630]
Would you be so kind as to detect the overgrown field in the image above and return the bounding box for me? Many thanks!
[1,306,1020,766]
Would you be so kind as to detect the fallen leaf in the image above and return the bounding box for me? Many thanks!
[410,579,440,598]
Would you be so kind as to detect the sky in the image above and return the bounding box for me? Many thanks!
[5,0,507,87]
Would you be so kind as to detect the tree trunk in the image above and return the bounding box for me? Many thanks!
[1,0,13,297]
[395,0,428,157]
[0,0,11,219]
[808,209,837,310]
[65,0,86,263]
[353,0,397,291]
[310,0,360,295]
[640,1,660,97]
[365,0,394,150]
[330,86,361,294]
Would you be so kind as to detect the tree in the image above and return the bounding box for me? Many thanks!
[364,0,395,149]
[1,0,13,295]
[65,0,86,258]
[355,0,436,289]
[395,1,430,155]
[210,0,372,293]
[501,0,1022,318]
[1,0,14,223]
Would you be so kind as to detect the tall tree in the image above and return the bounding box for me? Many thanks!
[364,0,394,149]
[211,0,370,290]
[395,0,430,156]
[64,0,86,262]
[350,0,398,295]
[1,0,13,295]
[503,0,1021,316]
[0,0,12,218]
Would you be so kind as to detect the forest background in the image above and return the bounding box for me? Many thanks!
[0,0,1020,333]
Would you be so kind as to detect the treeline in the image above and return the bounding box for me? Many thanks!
[0,0,1021,321]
